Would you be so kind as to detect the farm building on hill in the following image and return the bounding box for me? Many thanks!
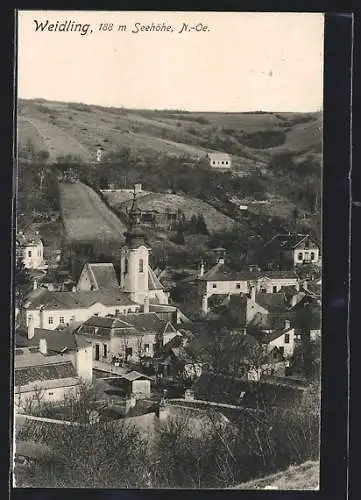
[206,152,232,169]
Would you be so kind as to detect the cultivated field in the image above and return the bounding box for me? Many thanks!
[105,191,236,233]
[59,182,127,243]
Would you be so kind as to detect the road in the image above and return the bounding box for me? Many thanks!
[60,182,128,243]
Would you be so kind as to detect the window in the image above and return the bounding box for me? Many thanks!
[70,315,75,322]
[144,343,150,353]
[27,315,33,326]
[28,251,32,258]
[273,286,277,293]
[59,317,65,324]
[212,283,217,289]
[124,258,128,274]
[279,346,285,355]
[139,259,144,273]
[48,392,54,396]
[221,161,224,165]
[115,309,119,314]
[236,283,241,289]
[226,161,229,165]
[48,316,53,325]
[297,252,303,261]
[284,334,290,344]
[212,161,216,165]
[103,344,108,358]
[311,252,315,261]
[125,347,133,357]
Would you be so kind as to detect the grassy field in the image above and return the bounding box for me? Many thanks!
[17,98,322,172]
[59,182,127,243]
[104,190,236,233]
[235,460,319,490]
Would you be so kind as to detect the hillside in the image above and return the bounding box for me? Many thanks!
[17,98,322,176]
[234,460,319,490]
[104,190,236,233]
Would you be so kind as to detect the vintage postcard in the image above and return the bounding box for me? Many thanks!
[13,10,323,489]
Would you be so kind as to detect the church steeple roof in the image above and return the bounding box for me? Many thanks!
[124,186,146,248]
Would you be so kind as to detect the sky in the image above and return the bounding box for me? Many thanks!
[17,11,324,112]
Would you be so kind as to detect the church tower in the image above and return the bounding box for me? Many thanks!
[120,187,149,304]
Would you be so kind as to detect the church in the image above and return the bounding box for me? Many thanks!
[19,189,178,332]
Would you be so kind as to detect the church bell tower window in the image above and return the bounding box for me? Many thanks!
[139,258,144,273]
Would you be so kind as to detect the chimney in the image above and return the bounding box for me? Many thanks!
[143,295,150,313]
[27,317,35,340]
[33,279,38,291]
[198,261,205,277]
[284,319,291,330]
[250,287,256,302]
[39,338,47,355]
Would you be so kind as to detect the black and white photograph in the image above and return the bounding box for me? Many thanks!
[13,10,323,489]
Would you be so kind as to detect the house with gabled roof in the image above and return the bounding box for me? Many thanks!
[16,231,46,270]
[197,256,300,314]
[264,233,320,269]
[75,311,179,363]
[19,288,140,331]
[14,325,93,412]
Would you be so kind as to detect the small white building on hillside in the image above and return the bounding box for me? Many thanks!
[207,152,232,169]
[16,232,46,270]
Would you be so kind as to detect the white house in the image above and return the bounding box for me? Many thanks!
[207,152,232,169]
[75,311,179,363]
[197,258,299,314]
[264,233,320,269]
[16,232,46,270]
[14,327,93,412]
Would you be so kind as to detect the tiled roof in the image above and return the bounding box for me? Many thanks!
[265,233,319,250]
[121,370,152,382]
[201,263,260,282]
[15,361,77,386]
[24,288,137,310]
[250,328,293,344]
[208,152,232,161]
[261,271,298,280]
[81,316,133,329]
[86,263,119,289]
[15,326,91,353]
[115,312,175,335]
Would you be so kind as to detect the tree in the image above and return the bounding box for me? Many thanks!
[196,214,209,235]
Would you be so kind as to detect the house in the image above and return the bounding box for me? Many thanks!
[207,152,232,169]
[19,288,141,331]
[228,289,289,330]
[16,231,46,270]
[75,311,179,363]
[264,233,320,269]
[14,326,93,412]
[249,321,296,359]
[197,257,300,314]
